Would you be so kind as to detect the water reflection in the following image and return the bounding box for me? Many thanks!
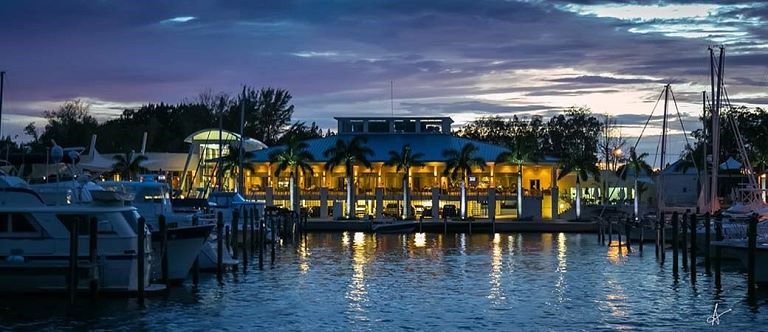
[606,240,627,265]
[488,233,506,304]
[298,236,310,274]
[554,233,567,303]
[414,233,426,248]
[346,232,370,323]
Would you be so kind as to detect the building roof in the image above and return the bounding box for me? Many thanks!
[248,134,557,164]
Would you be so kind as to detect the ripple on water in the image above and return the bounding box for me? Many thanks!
[1,233,767,331]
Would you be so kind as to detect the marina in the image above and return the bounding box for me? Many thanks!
[3,1,768,330]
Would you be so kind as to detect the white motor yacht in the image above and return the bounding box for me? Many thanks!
[0,176,153,293]
[98,177,214,282]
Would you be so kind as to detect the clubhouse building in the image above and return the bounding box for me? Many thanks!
[245,116,574,220]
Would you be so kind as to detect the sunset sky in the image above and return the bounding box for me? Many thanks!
[1,1,767,165]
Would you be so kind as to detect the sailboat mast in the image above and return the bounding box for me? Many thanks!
[658,84,670,214]
[660,84,669,169]
[238,87,245,195]
[710,47,724,213]
[0,71,4,141]
[701,91,708,214]
[217,100,223,192]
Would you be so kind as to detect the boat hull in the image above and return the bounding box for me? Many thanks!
[151,224,214,282]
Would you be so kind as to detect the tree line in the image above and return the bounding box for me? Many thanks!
[19,86,328,155]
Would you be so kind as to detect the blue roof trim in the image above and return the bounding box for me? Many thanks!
[248,134,557,164]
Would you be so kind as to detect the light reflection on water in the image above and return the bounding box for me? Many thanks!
[1,232,767,331]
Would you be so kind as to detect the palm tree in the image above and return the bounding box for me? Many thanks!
[496,136,540,219]
[111,150,148,181]
[385,145,424,218]
[269,140,314,212]
[323,136,373,218]
[216,145,256,192]
[616,148,654,218]
[557,150,600,220]
[443,143,486,220]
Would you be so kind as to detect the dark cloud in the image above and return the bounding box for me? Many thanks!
[547,75,662,85]
[0,0,766,159]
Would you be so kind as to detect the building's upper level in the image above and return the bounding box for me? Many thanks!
[335,116,453,135]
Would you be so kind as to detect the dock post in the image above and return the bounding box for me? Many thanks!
[89,216,99,298]
[608,220,613,244]
[270,212,276,265]
[689,213,697,283]
[419,215,423,233]
[671,211,679,278]
[597,218,601,244]
[660,212,665,263]
[617,221,622,250]
[654,216,659,259]
[747,214,757,296]
[704,212,711,275]
[638,215,644,253]
[225,225,231,256]
[714,216,723,288]
[681,212,688,270]
[232,209,240,261]
[258,210,264,270]
[68,217,80,305]
[216,211,224,280]
[137,216,145,305]
[159,215,169,284]
[242,208,248,270]
[250,208,256,256]
[624,218,631,252]
[601,219,606,245]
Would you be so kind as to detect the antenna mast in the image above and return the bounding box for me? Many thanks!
[390,80,394,117]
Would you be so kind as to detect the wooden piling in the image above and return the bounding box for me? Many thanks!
[250,208,256,257]
[225,224,231,256]
[660,212,666,263]
[689,213,697,283]
[714,216,723,288]
[159,215,169,284]
[258,210,264,270]
[597,219,602,244]
[617,221,622,249]
[672,211,679,277]
[607,220,612,245]
[624,217,631,252]
[747,214,757,295]
[216,211,224,280]
[681,212,688,270]
[242,208,248,270]
[137,216,145,305]
[68,216,80,305]
[638,215,644,253]
[270,214,276,265]
[704,212,711,274]
[231,209,240,261]
[89,217,99,298]
[654,216,660,259]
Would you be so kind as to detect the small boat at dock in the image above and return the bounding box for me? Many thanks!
[372,221,419,234]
